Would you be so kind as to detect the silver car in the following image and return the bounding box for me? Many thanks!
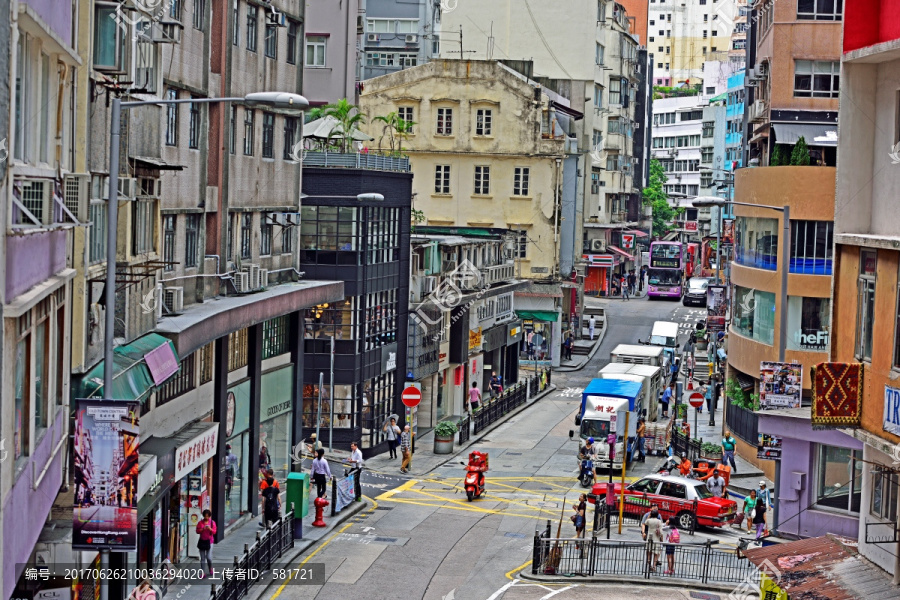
[682,277,712,306]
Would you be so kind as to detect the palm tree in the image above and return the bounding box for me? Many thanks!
[373,112,416,156]
[319,98,366,153]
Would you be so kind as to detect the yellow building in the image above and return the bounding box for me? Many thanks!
[359,59,571,279]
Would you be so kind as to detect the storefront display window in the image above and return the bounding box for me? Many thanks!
[362,372,395,449]
[259,366,294,488]
[735,216,778,270]
[815,444,861,513]
[786,296,830,351]
[305,297,357,342]
[732,286,775,345]
[224,380,250,528]
[300,205,360,264]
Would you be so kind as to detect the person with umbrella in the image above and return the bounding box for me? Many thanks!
[383,415,401,459]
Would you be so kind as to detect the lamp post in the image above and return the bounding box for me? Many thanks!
[101,91,308,600]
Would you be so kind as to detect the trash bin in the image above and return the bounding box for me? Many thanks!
[286,472,310,541]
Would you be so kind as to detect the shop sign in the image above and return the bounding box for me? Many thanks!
[582,254,614,267]
[883,385,900,436]
[144,341,179,385]
[757,433,782,460]
[381,343,398,373]
[684,221,698,232]
[621,234,635,249]
[794,329,829,350]
[438,342,450,370]
[175,425,218,481]
[507,321,523,344]
[469,327,483,351]
[759,361,802,409]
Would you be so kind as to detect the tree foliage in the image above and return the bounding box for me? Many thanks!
[307,98,367,153]
[373,112,416,156]
[642,159,680,237]
[770,144,788,166]
[790,136,811,165]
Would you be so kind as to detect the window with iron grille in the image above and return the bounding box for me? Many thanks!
[157,353,196,405]
[132,200,156,255]
[163,215,176,271]
[287,21,298,64]
[170,0,181,20]
[228,328,249,371]
[243,108,255,155]
[263,316,289,359]
[232,0,239,45]
[189,97,200,149]
[262,112,274,158]
[246,4,258,52]
[475,109,492,136]
[165,88,178,145]
[193,0,205,30]
[199,342,214,384]
[513,167,530,196]
[241,213,252,259]
[185,214,199,268]
[436,107,453,135]
[702,121,714,137]
[265,23,277,58]
[474,166,490,195]
[283,117,297,159]
[434,165,450,194]
[261,214,273,256]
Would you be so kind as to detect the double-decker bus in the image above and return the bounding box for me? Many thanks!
[647,241,684,299]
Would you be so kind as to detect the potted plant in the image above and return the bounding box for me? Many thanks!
[700,441,723,461]
[433,420,458,455]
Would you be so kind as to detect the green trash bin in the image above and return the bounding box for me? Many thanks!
[286,472,310,518]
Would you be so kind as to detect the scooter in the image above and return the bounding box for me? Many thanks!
[657,454,681,476]
[579,457,595,488]
[461,451,488,501]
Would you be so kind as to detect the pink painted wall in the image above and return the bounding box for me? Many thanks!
[844,0,900,53]
[6,230,67,301]
[21,0,73,46]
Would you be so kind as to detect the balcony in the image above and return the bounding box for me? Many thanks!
[302,151,410,172]
[483,263,515,285]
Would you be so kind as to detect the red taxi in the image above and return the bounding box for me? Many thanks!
[591,473,736,530]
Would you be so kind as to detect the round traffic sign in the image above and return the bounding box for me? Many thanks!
[401,386,421,408]
[688,392,704,408]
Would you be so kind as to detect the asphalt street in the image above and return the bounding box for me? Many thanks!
[263,297,749,600]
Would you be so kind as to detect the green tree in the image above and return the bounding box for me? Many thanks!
[310,98,367,153]
[770,144,788,166]
[373,112,416,156]
[790,136,811,165]
[642,159,680,237]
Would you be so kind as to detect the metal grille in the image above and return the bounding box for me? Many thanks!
[199,342,214,384]
[21,180,46,223]
[157,353,195,405]
[262,316,289,359]
[229,328,249,371]
[89,202,108,263]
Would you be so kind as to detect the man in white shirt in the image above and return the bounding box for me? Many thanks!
[347,441,364,474]
[589,315,596,340]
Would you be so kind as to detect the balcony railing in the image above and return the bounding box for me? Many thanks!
[483,263,515,285]
[302,151,410,172]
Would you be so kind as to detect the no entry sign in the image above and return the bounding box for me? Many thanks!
[401,386,422,408]
[688,392,704,408]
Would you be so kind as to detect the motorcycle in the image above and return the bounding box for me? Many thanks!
[657,454,682,476]
[461,451,488,501]
[579,457,595,488]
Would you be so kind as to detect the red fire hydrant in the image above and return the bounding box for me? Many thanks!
[312,496,329,527]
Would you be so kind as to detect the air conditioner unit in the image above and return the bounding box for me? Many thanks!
[118,178,137,199]
[62,173,89,223]
[424,276,438,293]
[405,34,418,43]
[149,21,183,43]
[367,33,379,42]
[163,287,184,313]
[245,264,261,289]
[233,271,249,293]
[591,239,605,252]
[259,268,269,288]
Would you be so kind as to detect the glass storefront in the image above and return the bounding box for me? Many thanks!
[224,379,251,528]
[259,366,294,486]
[732,285,776,345]
[362,371,396,449]
[787,296,831,351]
[735,216,779,270]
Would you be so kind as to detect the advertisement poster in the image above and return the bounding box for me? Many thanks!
[706,285,727,333]
[757,433,783,460]
[73,400,140,550]
[760,362,803,409]
[722,219,735,245]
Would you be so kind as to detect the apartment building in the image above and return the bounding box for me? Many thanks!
[829,0,900,577]
[360,0,440,81]
[744,0,841,166]
[651,95,704,199]
[303,0,359,105]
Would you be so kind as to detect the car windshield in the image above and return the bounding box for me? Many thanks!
[689,280,709,292]
[692,483,715,499]
[650,335,677,347]
[581,419,610,439]
[648,269,682,286]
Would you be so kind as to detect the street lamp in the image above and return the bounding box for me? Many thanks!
[100,91,308,600]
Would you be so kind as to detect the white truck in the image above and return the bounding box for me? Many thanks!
[597,363,663,421]
[610,343,668,368]
[570,378,643,473]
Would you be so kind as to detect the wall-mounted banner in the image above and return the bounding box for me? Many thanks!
[706,285,727,333]
[812,362,863,429]
[757,433,782,460]
[73,400,140,550]
[759,362,802,409]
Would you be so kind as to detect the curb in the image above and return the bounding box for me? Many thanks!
[556,325,607,372]
[519,572,737,593]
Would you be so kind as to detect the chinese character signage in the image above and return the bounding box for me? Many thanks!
[73,400,140,550]
[759,362,802,409]
[884,385,900,436]
[757,433,782,460]
[684,221,698,233]
[175,426,219,481]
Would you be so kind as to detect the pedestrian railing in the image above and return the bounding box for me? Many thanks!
[473,383,527,434]
[527,367,551,397]
[671,429,702,464]
[331,467,362,516]
[588,494,698,536]
[458,415,471,445]
[532,532,758,586]
[209,507,296,600]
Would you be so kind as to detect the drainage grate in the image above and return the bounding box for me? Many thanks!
[505,452,522,456]
[504,532,527,538]
[375,506,393,510]
[689,593,721,600]
[374,536,399,543]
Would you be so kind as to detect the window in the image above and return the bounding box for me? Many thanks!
[434,165,450,194]
[261,213,273,256]
[262,112,275,158]
[735,216,778,270]
[34,318,48,434]
[185,214,199,268]
[134,39,158,94]
[666,46,670,54]
[794,60,840,98]
[229,106,237,154]
[243,108,255,155]
[232,0,239,45]
[300,206,362,263]
[815,444,861,513]
[732,286,776,345]
[14,326,30,462]
[596,43,605,65]
[228,328,248,371]
[791,220,833,274]
[287,21,298,64]
[474,166,490,195]
[193,0,205,29]
[158,353,195,405]
[798,0,843,20]
[240,213,252,259]
[89,200,108,263]
[594,84,603,108]
[608,118,623,135]
[163,215,176,271]
[306,36,326,67]
[93,3,126,70]
[515,230,528,258]
[398,107,414,132]
[367,18,418,33]
[263,316,290,359]
[399,53,417,68]
[246,4,257,52]
[132,200,156,255]
[871,467,899,521]
[609,78,622,105]
[513,167,530,196]
[282,224,293,254]
[475,109,492,136]
[188,97,200,149]
[165,88,178,145]
[701,147,714,162]
[436,107,453,135]
[787,297,830,351]
[265,23,277,58]
[283,117,297,160]
[681,110,703,121]
[170,0,182,20]
[857,250,876,361]
[712,30,718,36]
[659,482,686,499]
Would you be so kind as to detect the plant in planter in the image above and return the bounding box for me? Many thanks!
[701,442,723,458]
[433,420,458,455]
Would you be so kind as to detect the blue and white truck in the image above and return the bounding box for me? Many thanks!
[570,379,643,472]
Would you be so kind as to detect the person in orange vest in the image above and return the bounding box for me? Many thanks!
[677,452,693,478]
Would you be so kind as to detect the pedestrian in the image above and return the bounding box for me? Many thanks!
[669,358,679,386]
[261,475,281,529]
[628,270,636,296]
[757,480,772,534]
[636,417,646,462]
[743,490,758,534]
[399,425,412,473]
[706,469,727,498]
[310,448,332,499]
[571,493,587,548]
[660,382,673,418]
[589,315,596,340]
[563,335,573,361]
[347,441,364,475]
[383,417,401,459]
[704,380,715,414]
[490,371,503,397]
[468,382,482,413]
[663,517,680,575]
[642,508,664,572]
[621,274,630,300]
[721,430,738,472]
[195,509,216,578]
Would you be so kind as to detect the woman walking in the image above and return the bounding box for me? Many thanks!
[751,490,767,539]
[195,509,217,578]
[468,382,482,413]
[743,490,758,535]
[383,417,401,459]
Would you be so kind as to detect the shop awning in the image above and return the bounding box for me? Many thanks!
[515,310,559,322]
[608,245,635,260]
[72,333,180,403]
[624,229,649,238]
[772,123,837,147]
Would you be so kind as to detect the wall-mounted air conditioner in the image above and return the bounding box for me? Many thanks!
[405,34,418,43]
[367,33,379,42]
[164,287,184,313]
[233,272,249,293]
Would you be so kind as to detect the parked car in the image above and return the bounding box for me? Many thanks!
[683,277,712,307]
[591,473,737,530]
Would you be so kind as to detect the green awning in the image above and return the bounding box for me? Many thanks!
[515,310,559,322]
[709,92,727,103]
[72,334,180,402]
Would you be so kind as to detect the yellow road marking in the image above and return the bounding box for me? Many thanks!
[376,496,563,520]
[270,496,378,599]
[506,559,533,580]
[374,478,417,501]
[400,480,563,516]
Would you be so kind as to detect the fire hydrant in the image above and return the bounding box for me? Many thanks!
[312,496,329,527]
